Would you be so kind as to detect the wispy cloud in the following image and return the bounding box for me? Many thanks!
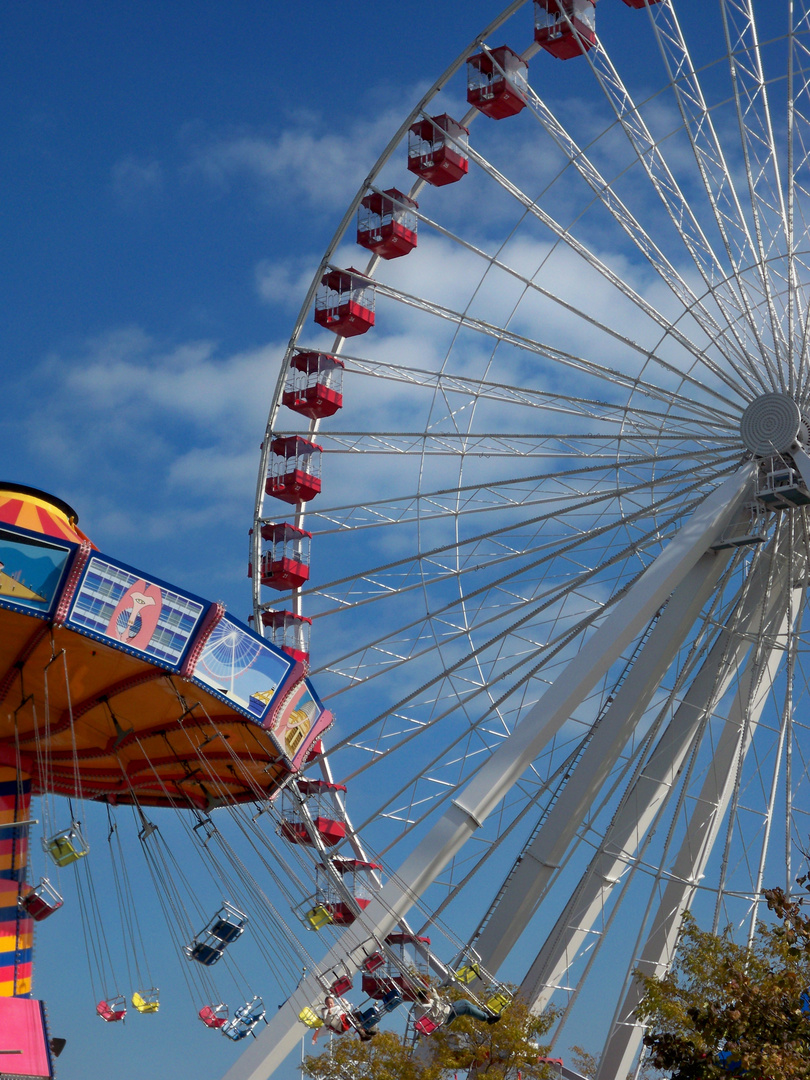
[111,155,164,208]
[11,328,282,599]
[183,104,414,211]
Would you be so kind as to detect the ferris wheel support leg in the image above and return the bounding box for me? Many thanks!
[221,467,753,1080]
[518,545,789,1013]
[469,547,735,975]
[593,579,798,1080]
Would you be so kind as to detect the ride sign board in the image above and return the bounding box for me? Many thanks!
[0,524,76,620]
[268,677,333,768]
[190,614,294,724]
[65,554,209,669]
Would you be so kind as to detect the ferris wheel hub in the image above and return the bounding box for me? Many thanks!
[740,393,807,457]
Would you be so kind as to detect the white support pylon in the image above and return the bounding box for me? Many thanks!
[221,466,753,1080]
[594,572,799,1080]
[469,548,736,974]
[517,540,788,1013]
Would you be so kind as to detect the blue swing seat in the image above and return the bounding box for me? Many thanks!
[221,997,265,1041]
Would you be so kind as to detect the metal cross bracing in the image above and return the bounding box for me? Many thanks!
[356,181,762,407]
[553,3,782,379]
[509,64,765,395]
[593,7,786,391]
[516,542,796,1019]
[332,352,733,431]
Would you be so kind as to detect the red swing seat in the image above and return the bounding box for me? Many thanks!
[97,997,127,1022]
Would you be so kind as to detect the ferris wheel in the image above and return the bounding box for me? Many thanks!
[243,1,810,1078]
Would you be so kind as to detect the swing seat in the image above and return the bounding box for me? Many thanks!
[221,997,265,1041]
[185,941,225,966]
[97,998,127,1022]
[381,989,403,1013]
[185,902,248,964]
[356,1004,382,1029]
[485,991,510,1015]
[208,901,248,941]
[132,990,159,1014]
[43,825,89,867]
[330,975,353,996]
[19,878,63,921]
[199,1004,229,1029]
[298,1007,323,1029]
[456,962,482,984]
[414,1015,439,1036]
[210,918,244,944]
[363,951,385,972]
[304,904,334,930]
[221,1023,252,1042]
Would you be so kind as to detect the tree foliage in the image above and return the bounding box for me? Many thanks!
[301,991,558,1080]
[636,884,810,1078]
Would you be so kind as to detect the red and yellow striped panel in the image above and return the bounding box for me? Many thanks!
[0,878,20,919]
[0,836,28,873]
[0,920,32,954]
[0,488,86,543]
[0,961,32,997]
[0,769,32,998]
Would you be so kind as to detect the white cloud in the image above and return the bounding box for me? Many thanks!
[18,328,283,592]
[111,155,164,208]
[254,256,320,310]
[184,103,415,211]
[59,329,277,428]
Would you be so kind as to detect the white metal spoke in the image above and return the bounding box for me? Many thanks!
[314,460,737,708]
[518,536,790,1011]
[635,1,787,386]
[595,570,800,1080]
[375,184,755,407]
[463,140,755,400]
[344,267,744,413]
[335,351,734,431]
[302,447,739,534]
[721,0,791,368]
[516,73,767,396]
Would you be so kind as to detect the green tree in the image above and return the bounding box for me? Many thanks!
[301,991,558,1080]
[636,886,810,1079]
[569,1045,597,1078]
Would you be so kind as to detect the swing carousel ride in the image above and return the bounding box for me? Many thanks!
[0,485,334,1074]
[8,1,810,1079]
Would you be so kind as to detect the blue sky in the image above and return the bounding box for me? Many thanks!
[3,4,801,1080]
[2,0,503,621]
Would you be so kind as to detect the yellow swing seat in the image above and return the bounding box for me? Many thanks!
[298,1007,323,1029]
[304,904,334,930]
[132,990,160,1014]
[485,991,511,1015]
[43,824,89,867]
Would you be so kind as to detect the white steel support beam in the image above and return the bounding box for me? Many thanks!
[594,579,798,1080]
[469,549,736,974]
[518,544,786,1012]
[221,466,753,1080]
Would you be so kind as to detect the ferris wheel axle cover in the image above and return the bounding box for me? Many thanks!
[740,393,804,457]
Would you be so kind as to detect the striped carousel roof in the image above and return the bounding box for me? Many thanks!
[0,484,92,546]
